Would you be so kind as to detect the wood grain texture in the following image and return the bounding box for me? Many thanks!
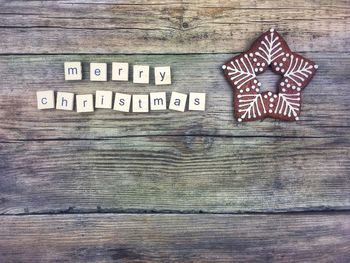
[0,213,349,262]
[0,53,349,140]
[1,136,349,214]
[0,0,349,54]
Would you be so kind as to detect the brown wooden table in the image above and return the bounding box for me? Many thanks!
[0,1,349,262]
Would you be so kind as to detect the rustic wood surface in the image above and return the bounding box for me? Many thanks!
[0,0,349,262]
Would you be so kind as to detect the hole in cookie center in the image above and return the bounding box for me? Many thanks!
[256,67,281,93]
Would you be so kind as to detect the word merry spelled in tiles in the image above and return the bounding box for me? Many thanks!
[64,62,171,85]
[37,91,206,113]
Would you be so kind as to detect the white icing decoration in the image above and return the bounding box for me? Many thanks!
[222,65,227,69]
[226,55,257,89]
[255,30,284,65]
[314,65,319,69]
[238,94,266,120]
[280,82,285,86]
[238,118,242,122]
[284,55,314,87]
[274,93,301,117]
[297,87,301,91]
[269,109,273,113]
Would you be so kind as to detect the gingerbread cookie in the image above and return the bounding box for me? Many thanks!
[222,28,318,122]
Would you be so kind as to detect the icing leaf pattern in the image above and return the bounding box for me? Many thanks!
[237,94,266,122]
[274,93,301,120]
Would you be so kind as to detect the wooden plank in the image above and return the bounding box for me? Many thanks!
[0,53,349,140]
[0,0,349,54]
[1,136,349,214]
[0,213,349,262]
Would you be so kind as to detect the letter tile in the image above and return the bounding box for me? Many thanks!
[150,92,167,110]
[37,90,55,110]
[133,65,149,84]
[76,94,94,113]
[95,90,113,109]
[169,92,187,112]
[189,92,206,111]
[90,63,107,81]
[64,62,82,81]
[56,92,74,111]
[112,62,129,81]
[132,94,149,112]
[154,66,171,85]
[113,92,132,112]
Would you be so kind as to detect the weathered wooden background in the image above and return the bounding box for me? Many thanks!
[0,0,349,262]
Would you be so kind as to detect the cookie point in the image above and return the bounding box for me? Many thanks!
[237,118,242,122]
[222,65,226,69]
[270,28,275,32]
[295,117,300,121]
[314,64,319,69]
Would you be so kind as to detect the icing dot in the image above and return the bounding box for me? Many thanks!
[255,68,259,72]
[286,53,290,57]
[264,95,268,99]
[273,62,278,66]
[314,65,319,69]
[269,98,274,102]
[279,63,283,67]
[273,94,278,98]
[297,87,301,91]
[282,58,287,62]
[249,53,254,57]
[282,88,286,92]
[280,82,285,86]
[270,28,275,32]
[257,62,261,66]
[240,89,244,93]
[259,68,264,72]
[268,92,272,96]
[269,109,273,113]
[269,103,274,107]
[252,85,256,89]
[295,117,299,121]
[254,79,258,84]
[285,79,289,83]
[222,65,227,69]
[281,69,285,73]
[292,85,296,90]
[238,118,242,122]
[257,82,262,87]
[276,67,280,71]
[255,88,260,92]
[287,84,291,88]
[261,63,265,67]
[246,88,250,92]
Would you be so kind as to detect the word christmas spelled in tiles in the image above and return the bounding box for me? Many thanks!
[36,62,206,113]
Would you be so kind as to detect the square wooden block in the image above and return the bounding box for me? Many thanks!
[76,94,94,113]
[169,92,187,112]
[95,90,113,109]
[56,92,74,111]
[189,92,206,111]
[90,63,107,81]
[150,92,167,110]
[113,92,131,112]
[36,90,55,110]
[112,62,129,81]
[133,65,149,84]
[154,66,171,85]
[132,94,149,112]
[64,62,82,81]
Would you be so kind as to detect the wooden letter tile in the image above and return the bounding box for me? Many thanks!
[132,94,149,112]
[133,65,149,84]
[154,66,171,85]
[90,63,107,81]
[169,92,187,112]
[112,62,129,81]
[189,92,206,111]
[113,92,132,112]
[150,92,167,110]
[64,62,82,81]
[76,94,94,113]
[95,90,113,109]
[56,92,74,111]
[37,90,55,110]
